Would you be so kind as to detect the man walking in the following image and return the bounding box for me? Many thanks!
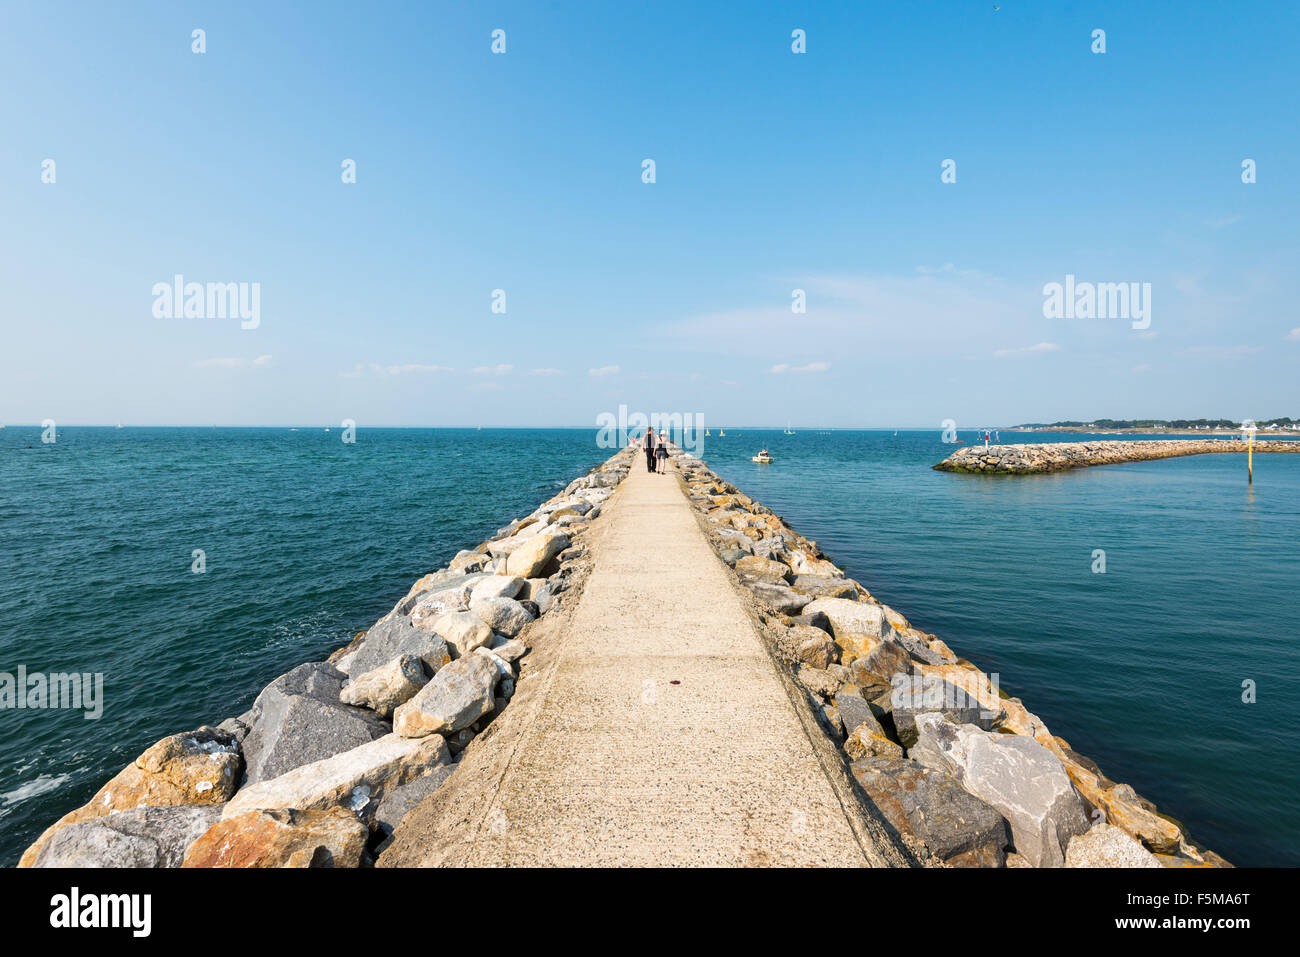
[643,426,657,473]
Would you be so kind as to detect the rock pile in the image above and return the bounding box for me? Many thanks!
[19,452,632,868]
[934,438,1299,474]
[677,450,1229,868]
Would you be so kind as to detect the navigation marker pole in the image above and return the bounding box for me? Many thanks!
[1242,420,1257,484]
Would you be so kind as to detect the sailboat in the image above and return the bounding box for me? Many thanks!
[784,421,795,435]
[705,428,710,436]
[116,422,123,429]
[719,428,725,437]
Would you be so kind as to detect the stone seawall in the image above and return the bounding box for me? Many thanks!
[678,451,1228,868]
[18,451,633,868]
[935,438,1300,474]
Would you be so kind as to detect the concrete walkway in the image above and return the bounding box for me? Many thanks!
[384,451,899,866]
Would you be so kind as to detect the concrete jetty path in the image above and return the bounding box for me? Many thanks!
[379,451,911,867]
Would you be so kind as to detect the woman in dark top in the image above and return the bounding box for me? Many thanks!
[655,431,669,473]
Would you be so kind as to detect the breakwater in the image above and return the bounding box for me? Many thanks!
[676,452,1227,868]
[18,443,1228,868]
[18,453,630,868]
[934,438,1300,474]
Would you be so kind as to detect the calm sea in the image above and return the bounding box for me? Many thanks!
[1,427,1295,865]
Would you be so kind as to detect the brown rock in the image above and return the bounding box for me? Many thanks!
[182,807,367,868]
[733,555,792,583]
[18,728,242,867]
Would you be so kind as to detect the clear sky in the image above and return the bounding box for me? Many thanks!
[1,1,1296,428]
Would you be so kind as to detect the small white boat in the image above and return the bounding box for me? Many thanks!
[752,449,773,464]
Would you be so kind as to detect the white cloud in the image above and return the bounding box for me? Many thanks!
[1287,327,1300,341]
[529,368,565,376]
[657,268,1032,361]
[1206,214,1242,230]
[1183,345,1263,359]
[386,363,454,375]
[339,362,453,378]
[588,365,620,377]
[193,357,243,368]
[194,356,273,369]
[471,364,513,376]
[993,342,1062,358]
[769,361,832,371]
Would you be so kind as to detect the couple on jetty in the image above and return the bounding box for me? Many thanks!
[640,426,670,474]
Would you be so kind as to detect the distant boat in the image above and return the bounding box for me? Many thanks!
[784,421,795,435]
[116,422,123,429]
[719,429,725,437]
[324,427,330,432]
[705,428,710,436]
[752,449,773,464]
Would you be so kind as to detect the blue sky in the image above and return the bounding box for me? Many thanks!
[1,0,1296,427]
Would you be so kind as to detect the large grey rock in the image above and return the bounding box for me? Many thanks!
[847,637,915,686]
[834,689,876,736]
[393,653,500,738]
[851,757,1009,867]
[505,531,571,578]
[775,623,839,668]
[241,662,390,784]
[803,598,888,640]
[469,575,525,606]
[790,575,858,599]
[890,629,953,667]
[31,805,222,868]
[472,597,534,637]
[338,615,451,677]
[1066,823,1163,868]
[890,675,997,746]
[431,610,494,658]
[340,654,428,717]
[224,733,451,820]
[403,574,490,626]
[746,580,811,615]
[374,764,457,839]
[533,583,557,614]
[911,714,1090,867]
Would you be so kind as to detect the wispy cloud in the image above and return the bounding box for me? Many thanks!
[471,364,513,376]
[993,342,1062,358]
[657,268,1030,360]
[770,361,830,374]
[1183,345,1263,359]
[1287,328,1300,341]
[339,362,453,378]
[589,365,620,377]
[1206,214,1242,230]
[529,368,565,376]
[194,355,272,369]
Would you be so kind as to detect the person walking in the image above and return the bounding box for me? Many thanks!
[642,426,657,473]
[655,430,669,473]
